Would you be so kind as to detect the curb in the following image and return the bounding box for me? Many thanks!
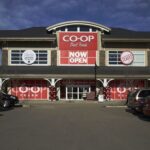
[22,104,31,108]
[105,105,127,108]
[18,100,127,108]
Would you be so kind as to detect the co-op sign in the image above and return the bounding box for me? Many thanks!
[59,32,98,51]
[59,32,98,65]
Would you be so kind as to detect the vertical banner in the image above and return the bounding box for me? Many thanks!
[58,32,98,65]
[11,80,48,100]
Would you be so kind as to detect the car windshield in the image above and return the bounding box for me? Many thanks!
[139,90,150,98]
[130,90,139,97]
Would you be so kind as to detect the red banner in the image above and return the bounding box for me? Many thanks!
[11,80,48,100]
[59,32,98,51]
[105,80,145,101]
[60,50,96,65]
[59,80,96,85]
[59,32,98,65]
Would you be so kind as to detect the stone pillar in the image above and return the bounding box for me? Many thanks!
[99,50,105,66]
[51,50,57,66]
[147,51,150,66]
[2,49,8,66]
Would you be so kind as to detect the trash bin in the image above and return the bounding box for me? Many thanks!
[98,94,104,102]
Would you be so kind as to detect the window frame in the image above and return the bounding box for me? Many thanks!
[106,50,146,66]
[8,48,51,66]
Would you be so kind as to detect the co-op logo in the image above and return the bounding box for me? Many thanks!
[63,35,95,42]
[12,86,46,94]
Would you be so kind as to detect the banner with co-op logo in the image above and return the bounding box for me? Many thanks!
[58,32,98,65]
[10,80,48,100]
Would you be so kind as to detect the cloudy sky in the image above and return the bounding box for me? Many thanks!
[0,0,150,31]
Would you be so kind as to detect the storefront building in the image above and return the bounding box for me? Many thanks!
[0,21,150,101]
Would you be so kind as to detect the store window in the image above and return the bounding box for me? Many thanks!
[107,50,145,66]
[109,51,123,65]
[10,50,48,65]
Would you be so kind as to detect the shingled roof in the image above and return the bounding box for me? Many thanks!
[103,28,150,40]
[0,27,50,38]
[0,27,150,41]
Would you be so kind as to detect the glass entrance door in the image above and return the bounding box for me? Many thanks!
[66,85,90,100]
[67,86,78,100]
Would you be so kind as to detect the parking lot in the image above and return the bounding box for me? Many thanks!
[0,102,150,150]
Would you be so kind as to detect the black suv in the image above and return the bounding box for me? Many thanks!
[127,88,150,112]
[0,91,19,110]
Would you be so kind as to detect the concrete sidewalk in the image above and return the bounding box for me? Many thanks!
[18,100,127,108]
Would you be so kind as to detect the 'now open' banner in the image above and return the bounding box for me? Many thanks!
[60,50,96,65]
[58,32,98,65]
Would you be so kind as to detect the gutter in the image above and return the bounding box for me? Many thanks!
[103,38,150,42]
[0,74,150,79]
[0,37,56,41]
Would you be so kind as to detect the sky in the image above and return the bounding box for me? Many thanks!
[0,0,150,31]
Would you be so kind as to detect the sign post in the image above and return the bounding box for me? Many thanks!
[94,62,97,99]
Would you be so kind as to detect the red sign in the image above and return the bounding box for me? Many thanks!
[10,80,48,100]
[59,32,98,65]
[59,80,96,85]
[60,50,96,65]
[105,80,145,101]
[121,51,134,65]
[59,32,98,51]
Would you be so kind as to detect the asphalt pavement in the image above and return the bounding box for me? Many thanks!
[0,102,150,150]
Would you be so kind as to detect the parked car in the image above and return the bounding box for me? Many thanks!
[143,96,150,116]
[0,91,19,111]
[127,88,150,112]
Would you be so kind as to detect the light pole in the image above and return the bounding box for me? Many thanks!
[94,62,97,100]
